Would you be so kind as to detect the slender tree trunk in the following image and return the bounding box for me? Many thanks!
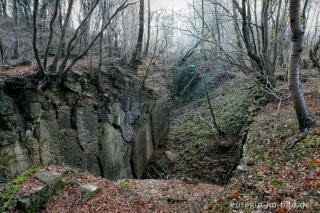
[141,14,159,88]
[254,0,261,53]
[0,39,4,63]
[1,0,7,17]
[12,0,19,58]
[214,1,221,49]
[261,0,275,86]
[58,2,66,57]
[310,36,320,71]
[50,0,75,73]
[201,0,206,59]
[58,0,134,79]
[144,0,151,57]
[273,0,282,67]
[97,0,106,83]
[33,0,45,76]
[43,0,59,71]
[241,0,263,71]
[289,0,313,131]
[247,1,257,54]
[0,3,4,63]
[232,1,242,50]
[302,0,309,31]
[131,0,144,70]
[203,78,224,137]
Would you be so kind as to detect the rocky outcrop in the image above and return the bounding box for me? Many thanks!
[0,67,169,182]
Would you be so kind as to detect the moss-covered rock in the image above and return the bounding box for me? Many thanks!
[155,151,175,171]
[17,170,64,212]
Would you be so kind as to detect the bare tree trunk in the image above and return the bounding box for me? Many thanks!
[58,2,66,57]
[0,0,7,17]
[143,0,151,57]
[273,0,282,67]
[261,0,275,86]
[232,1,242,50]
[240,0,275,86]
[310,36,320,71]
[0,39,4,63]
[247,1,257,54]
[241,0,264,71]
[12,0,19,58]
[0,2,4,63]
[58,0,135,79]
[131,0,144,71]
[141,13,159,88]
[254,0,261,53]
[33,0,45,76]
[50,0,75,73]
[43,0,59,71]
[214,1,221,48]
[289,0,313,131]
[201,0,206,59]
[97,0,106,83]
[203,77,224,137]
[302,0,309,31]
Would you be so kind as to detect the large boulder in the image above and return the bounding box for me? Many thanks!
[132,115,154,178]
[99,123,133,179]
[7,58,31,67]
[155,151,175,171]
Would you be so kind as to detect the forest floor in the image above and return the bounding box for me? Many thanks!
[1,65,320,212]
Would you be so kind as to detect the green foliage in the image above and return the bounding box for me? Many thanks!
[63,169,75,176]
[0,168,39,211]
[215,81,252,136]
[122,182,130,188]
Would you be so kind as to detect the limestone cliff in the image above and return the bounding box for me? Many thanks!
[0,67,169,182]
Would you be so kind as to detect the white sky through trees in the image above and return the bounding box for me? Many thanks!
[151,0,191,11]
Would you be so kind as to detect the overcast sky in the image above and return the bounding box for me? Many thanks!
[151,0,191,11]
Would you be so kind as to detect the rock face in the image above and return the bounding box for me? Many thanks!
[0,67,169,181]
[132,115,154,178]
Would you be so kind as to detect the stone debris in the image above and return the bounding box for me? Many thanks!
[80,184,101,200]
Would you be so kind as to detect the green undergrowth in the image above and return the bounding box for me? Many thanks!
[167,77,265,183]
[0,168,39,212]
[206,68,320,211]
[171,78,255,149]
